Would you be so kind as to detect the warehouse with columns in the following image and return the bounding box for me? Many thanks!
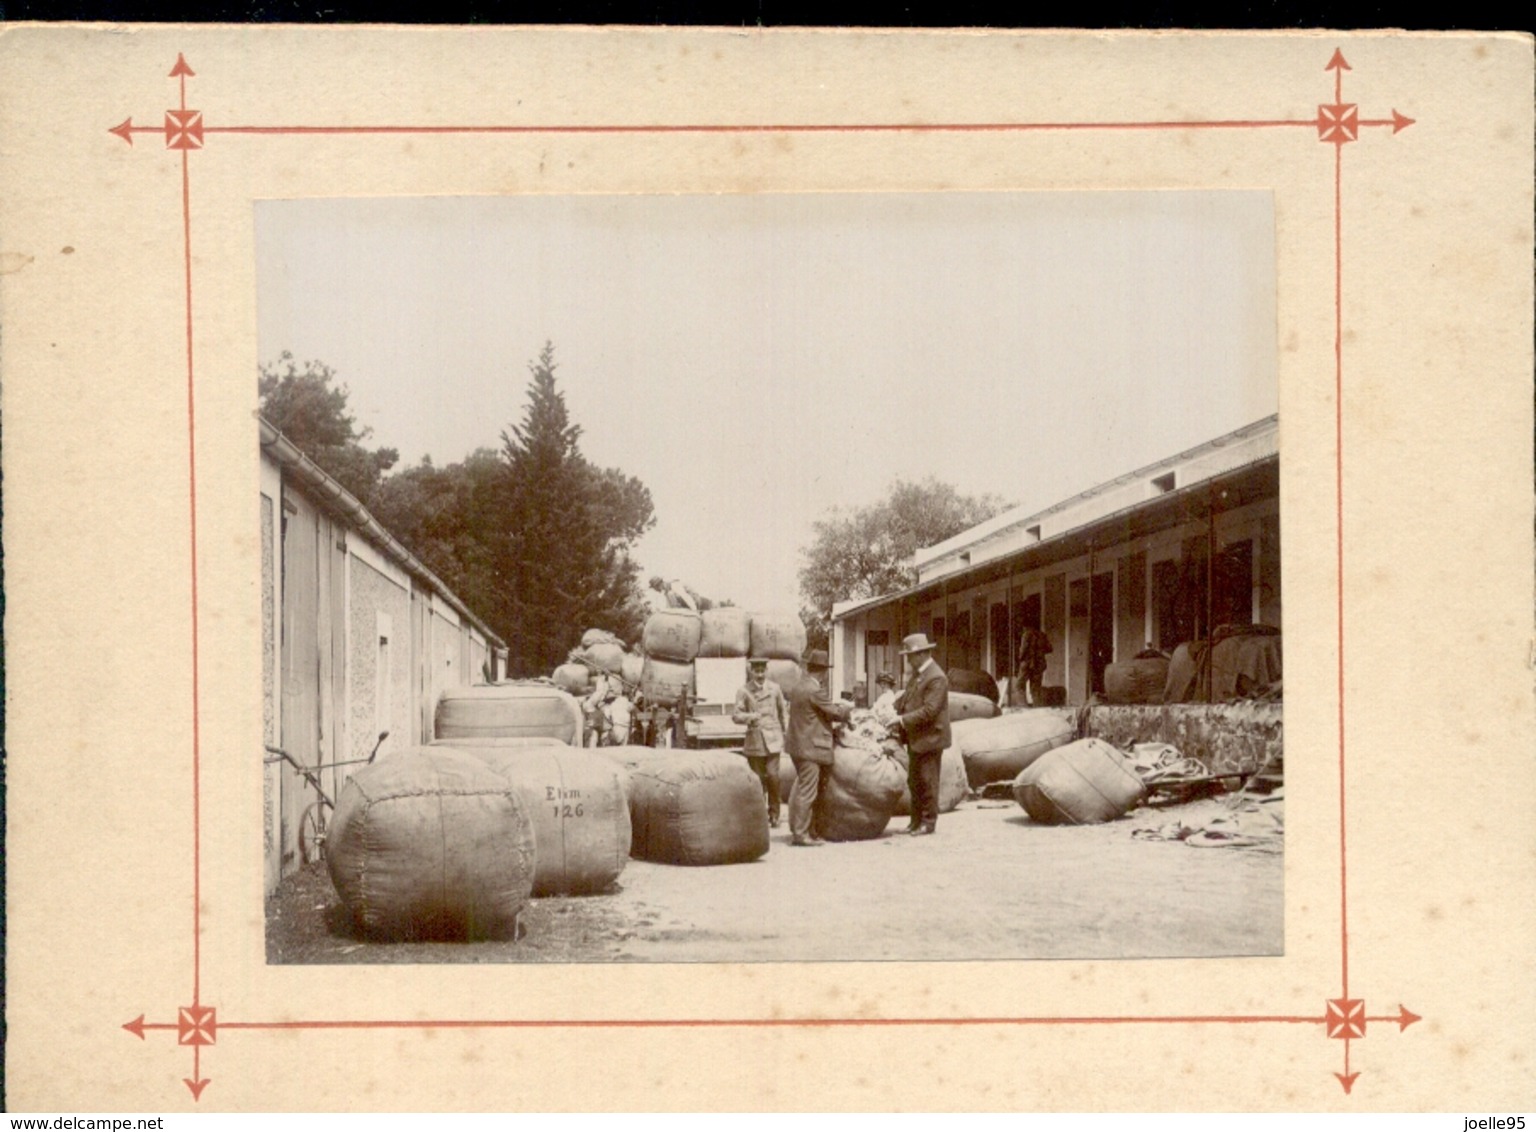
[829,416,1280,706]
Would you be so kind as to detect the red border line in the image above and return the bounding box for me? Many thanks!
[216,1014,1328,1031]
[201,118,1315,137]
[180,142,202,1009]
[1334,136,1350,1002]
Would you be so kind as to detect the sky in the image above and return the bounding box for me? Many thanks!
[256,190,1276,614]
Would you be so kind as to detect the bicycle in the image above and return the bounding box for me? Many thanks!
[264,730,389,866]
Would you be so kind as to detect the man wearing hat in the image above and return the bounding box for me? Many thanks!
[784,649,852,846]
[888,632,951,836]
[732,657,789,828]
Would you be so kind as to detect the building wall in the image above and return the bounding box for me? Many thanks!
[260,486,279,897]
[429,603,455,723]
[347,554,413,769]
[261,451,502,894]
[837,494,1279,707]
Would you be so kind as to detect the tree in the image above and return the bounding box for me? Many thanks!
[491,344,656,675]
[367,448,506,610]
[798,478,1011,646]
[258,352,397,502]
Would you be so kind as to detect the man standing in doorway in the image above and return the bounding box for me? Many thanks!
[888,632,951,836]
[1016,623,1052,706]
[733,657,789,828]
[784,649,851,847]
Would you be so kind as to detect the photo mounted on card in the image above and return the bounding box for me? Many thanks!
[256,189,1281,965]
[3,26,1530,1112]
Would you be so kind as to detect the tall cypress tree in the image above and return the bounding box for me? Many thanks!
[495,344,654,676]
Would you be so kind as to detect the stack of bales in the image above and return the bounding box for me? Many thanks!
[750,612,808,694]
[698,607,752,659]
[640,610,702,703]
[625,608,807,705]
[554,628,643,699]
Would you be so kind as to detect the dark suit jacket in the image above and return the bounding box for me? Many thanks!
[895,660,951,756]
[785,673,851,766]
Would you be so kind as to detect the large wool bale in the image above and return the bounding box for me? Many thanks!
[947,668,1001,703]
[1104,657,1170,705]
[815,746,906,842]
[581,628,623,649]
[749,612,807,662]
[435,683,584,746]
[1012,738,1146,825]
[620,652,645,689]
[641,610,704,663]
[948,691,998,723]
[765,659,802,694]
[552,663,593,697]
[776,751,798,801]
[326,747,535,940]
[891,743,969,816]
[625,750,769,865]
[581,641,628,675]
[954,710,1076,789]
[445,741,631,896]
[596,744,669,773]
[698,607,752,658]
[640,656,695,704]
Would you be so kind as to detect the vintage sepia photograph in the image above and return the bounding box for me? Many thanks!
[258,189,1282,965]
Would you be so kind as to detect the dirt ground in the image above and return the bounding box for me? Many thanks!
[266,791,1283,965]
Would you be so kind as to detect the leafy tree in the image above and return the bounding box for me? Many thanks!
[368,448,505,610]
[265,344,655,675]
[258,352,397,502]
[798,478,1011,646]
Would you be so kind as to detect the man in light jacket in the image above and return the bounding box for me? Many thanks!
[733,657,789,828]
[889,633,951,836]
[784,649,851,847]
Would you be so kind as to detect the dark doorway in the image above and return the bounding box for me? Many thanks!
[990,603,1010,681]
[1090,571,1115,695]
[1212,539,1255,630]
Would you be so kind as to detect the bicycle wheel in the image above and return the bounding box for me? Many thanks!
[298,802,327,867]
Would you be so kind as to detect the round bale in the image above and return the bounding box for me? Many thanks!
[326,747,535,940]
[625,750,769,865]
[442,741,631,896]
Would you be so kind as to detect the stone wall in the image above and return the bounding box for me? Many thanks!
[1080,702,1282,777]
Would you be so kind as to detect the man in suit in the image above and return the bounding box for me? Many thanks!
[784,649,851,847]
[889,632,951,836]
[732,657,789,828]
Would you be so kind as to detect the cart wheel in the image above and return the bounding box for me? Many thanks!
[298,802,327,867]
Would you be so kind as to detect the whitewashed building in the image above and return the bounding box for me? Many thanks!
[260,418,506,892]
[829,416,1280,706]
